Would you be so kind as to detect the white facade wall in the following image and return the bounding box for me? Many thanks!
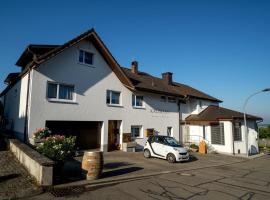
[180,99,218,120]
[185,120,259,155]
[28,39,180,151]
[3,74,29,140]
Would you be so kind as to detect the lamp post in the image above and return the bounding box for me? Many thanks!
[243,88,270,157]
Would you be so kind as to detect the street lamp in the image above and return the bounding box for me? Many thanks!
[243,88,270,157]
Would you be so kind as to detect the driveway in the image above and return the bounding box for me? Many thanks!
[31,154,270,200]
[56,151,246,185]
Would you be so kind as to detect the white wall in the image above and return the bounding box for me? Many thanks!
[185,120,259,155]
[28,39,180,151]
[180,99,218,120]
[234,120,259,155]
[3,74,29,140]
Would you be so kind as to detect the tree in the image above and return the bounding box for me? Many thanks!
[259,125,270,138]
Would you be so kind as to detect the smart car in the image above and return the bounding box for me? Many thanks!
[143,135,189,163]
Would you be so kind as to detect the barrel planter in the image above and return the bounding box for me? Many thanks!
[82,151,103,180]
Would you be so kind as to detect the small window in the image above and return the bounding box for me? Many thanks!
[132,95,144,107]
[47,82,74,101]
[168,97,176,103]
[59,85,74,100]
[47,83,57,98]
[78,50,93,65]
[106,90,121,105]
[167,127,172,137]
[234,122,242,141]
[131,126,142,138]
[161,96,166,102]
[211,123,225,145]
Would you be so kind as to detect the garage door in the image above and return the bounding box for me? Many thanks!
[46,121,102,150]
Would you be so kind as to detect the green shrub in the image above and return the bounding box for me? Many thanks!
[33,128,52,139]
[190,144,199,149]
[37,135,76,161]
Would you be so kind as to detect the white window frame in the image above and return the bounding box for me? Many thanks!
[132,94,144,108]
[131,125,143,138]
[47,82,76,103]
[106,90,122,106]
[78,49,94,66]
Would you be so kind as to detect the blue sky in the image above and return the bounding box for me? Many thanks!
[0,0,269,123]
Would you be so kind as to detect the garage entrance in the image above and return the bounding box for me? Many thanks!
[46,121,102,150]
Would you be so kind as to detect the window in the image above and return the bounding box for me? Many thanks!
[161,96,166,102]
[168,97,176,103]
[199,100,202,108]
[211,123,225,145]
[106,90,121,105]
[78,50,93,65]
[234,122,242,141]
[132,95,143,107]
[131,126,142,138]
[167,127,172,136]
[47,82,74,101]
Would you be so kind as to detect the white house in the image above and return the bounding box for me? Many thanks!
[0,28,262,155]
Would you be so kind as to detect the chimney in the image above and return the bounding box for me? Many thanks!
[162,72,173,85]
[131,61,138,74]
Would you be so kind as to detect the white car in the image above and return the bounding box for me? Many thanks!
[143,135,189,163]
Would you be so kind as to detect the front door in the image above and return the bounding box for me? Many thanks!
[108,120,121,151]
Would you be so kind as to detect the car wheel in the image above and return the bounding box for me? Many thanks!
[144,149,151,158]
[167,153,176,163]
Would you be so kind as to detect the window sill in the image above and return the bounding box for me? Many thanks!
[234,140,243,143]
[47,99,78,104]
[132,106,146,110]
[132,137,144,139]
[107,104,123,108]
[77,62,95,68]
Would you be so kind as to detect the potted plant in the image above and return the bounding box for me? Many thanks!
[37,135,76,182]
[29,127,52,146]
[189,144,199,152]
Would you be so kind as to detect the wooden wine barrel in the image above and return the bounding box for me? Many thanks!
[82,151,103,180]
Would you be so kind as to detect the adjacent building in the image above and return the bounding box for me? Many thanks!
[0,28,262,155]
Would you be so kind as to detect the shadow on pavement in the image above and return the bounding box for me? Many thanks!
[103,162,134,169]
[0,173,21,183]
[101,167,143,178]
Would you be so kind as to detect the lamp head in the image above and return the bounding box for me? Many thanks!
[262,88,270,92]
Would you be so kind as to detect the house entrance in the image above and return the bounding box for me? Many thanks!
[108,120,121,151]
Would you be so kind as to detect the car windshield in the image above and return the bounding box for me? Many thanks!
[164,137,181,147]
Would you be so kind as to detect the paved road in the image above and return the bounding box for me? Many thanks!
[30,154,270,200]
[0,150,41,200]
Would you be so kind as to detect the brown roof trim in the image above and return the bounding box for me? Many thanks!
[134,86,185,98]
[1,29,135,97]
[185,105,262,123]
[33,28,134,89]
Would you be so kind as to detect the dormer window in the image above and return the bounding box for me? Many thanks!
[78,50,93,65]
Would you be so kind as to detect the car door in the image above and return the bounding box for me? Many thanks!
[151,137,166,157]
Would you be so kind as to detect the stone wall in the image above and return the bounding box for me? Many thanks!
[8,139,54,186]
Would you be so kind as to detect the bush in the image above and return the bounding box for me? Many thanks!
[37,135,76,161]
[259,126,270,139]
[33,128,52,139]
[190,144,199,149]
